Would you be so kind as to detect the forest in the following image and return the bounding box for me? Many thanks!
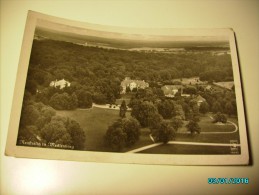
[17,38,237,151]
[25,39,233,108]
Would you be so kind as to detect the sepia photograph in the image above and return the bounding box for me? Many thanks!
[5,11,249,165]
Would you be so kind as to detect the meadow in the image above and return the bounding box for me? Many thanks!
[139,144,239,155]
[56,107,122,151]
[56,107,152,152]
[56,108,239,154]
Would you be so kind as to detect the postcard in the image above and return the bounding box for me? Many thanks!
[5,11,249,165]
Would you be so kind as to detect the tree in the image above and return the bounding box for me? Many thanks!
[49,92,71,110]
[199,101,209,114]
[152,120,175,143]
[174,104,185,120]
[213,112,227,123]
[76,90,93,108]
[171,117,183,131]
[131,101,158,127]
[35,107,52,126]
[119,100,127,118]
[225,101,234,116]
[157,100,174,119]
[191,103,200,122]
[105,118,140,151]
[212,101,222,113]
[66,120,86,150]
[148,112,163,130]
[41,120,72,145]
[68,92,78,109]
[25,79,38,95]
[121,117,140,146]
[20,104,40,127]
[93,92,106,104]
[186,120,201,135]
[183,86,197,95]
[105,120,126,151]
[17,125,39,144]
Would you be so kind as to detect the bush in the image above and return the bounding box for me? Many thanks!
[213,112,227,123]
[186,120,201,135]
[152,120,175,143]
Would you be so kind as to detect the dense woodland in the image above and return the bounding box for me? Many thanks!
[25,39,233,107]
[18,38,238,151]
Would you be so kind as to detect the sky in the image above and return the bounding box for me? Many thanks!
[36,19,230,45]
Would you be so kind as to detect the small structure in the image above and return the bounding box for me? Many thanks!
[50,79,71,89]
[192,95,206,106]
[205,85,212,91]
[120,77,149,94]
[161,85,183,98]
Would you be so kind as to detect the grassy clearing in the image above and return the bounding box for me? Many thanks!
[122,128,153,152]
[139,144,240,154]
[198,116,236,132]
[56,107,124,151]
[175,132,240,144]
[172,77,206,85]
[174,116,240,144]
[56,108,240,154]
[214,81,234,90]
[177,116,237,133]
[56,107,151,152]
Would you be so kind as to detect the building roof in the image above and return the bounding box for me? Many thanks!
[161,85,182,95]
[121,78,149,88]
[193,95,206,102]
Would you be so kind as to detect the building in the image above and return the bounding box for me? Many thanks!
[205,85,212,91]
[120,77,149,94]
[50,79,71,89]
[192,95,206,106]
[161,85,183,98]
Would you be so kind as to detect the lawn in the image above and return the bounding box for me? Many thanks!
[139,144,240,155]
[56,107,152,152]
[175,115,240,144]
[214,81,234,90]
[56,108,240,154]
[175,132,240,144]
[172,77,206,85]
[176,116,237,133]
[56,107,124,152]
[197,116,237,133]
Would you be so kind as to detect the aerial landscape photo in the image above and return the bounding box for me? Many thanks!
[16,20,240,155]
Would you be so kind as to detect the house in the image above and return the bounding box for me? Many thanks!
[161,85,183,98]
[50,79,71,89]
[205,85,212,91]
[192,95,206,106]
[120,77,149,94]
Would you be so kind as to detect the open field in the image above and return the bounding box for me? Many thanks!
[56,107,125,151]
[56,107,151,152]
[197,116,237,133]
[139,144,240,154]
[56,108,239,154]
[174,116,240,145]
[172,77,207,85]
[214,81,234,90]
[175,132,240,144]
[177,116,238,133]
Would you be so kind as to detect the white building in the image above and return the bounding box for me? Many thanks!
[50,79,71,89]
[120,77,149,94]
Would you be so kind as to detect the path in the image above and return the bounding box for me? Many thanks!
[127,115,239,153]
[127,141,240,153]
